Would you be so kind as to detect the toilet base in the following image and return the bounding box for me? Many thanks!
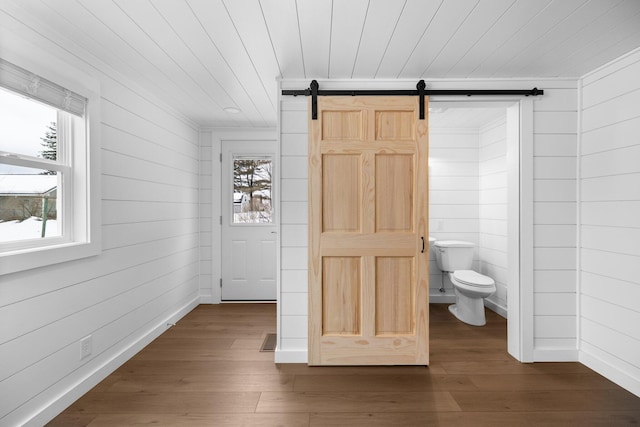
[448,291,487,326]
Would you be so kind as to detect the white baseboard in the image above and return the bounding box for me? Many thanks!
[484,299,507,319]
[25,297,199,427]
[199,295,219,304]
[274,347,308,364]
[533,348,578,362]
[429,293,455,303]
[580,348,640,398]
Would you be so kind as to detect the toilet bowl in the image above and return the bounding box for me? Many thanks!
[447,270,496,326]
[433,240,496,326]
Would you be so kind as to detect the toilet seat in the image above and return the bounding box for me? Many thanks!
[452,270,495,288]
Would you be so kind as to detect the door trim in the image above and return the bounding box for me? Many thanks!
[429,99,534,363]
[205,129,277,304]
[275,85,535,363]
[220,141,276,301]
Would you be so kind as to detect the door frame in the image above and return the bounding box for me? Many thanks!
[220,140,277,301]
[207,129,278,304]
[429,98,534,362]
[274,87,535,364]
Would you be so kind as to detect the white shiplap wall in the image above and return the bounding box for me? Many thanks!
[479,117,508,314]
[277,97,309,362]
[199,129,215,303]
[532,82,579,361]
[578,48,640,396]
[429,130,480,301]
[278,79,579,363]
[0,22,200,426]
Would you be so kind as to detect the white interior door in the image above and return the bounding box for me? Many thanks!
[221,140,276,301]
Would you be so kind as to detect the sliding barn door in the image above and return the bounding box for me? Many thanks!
[309,96,429,365]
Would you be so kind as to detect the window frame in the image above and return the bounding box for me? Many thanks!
[0,52,101,275]
[230,154,275,226]
[0,109,72,252]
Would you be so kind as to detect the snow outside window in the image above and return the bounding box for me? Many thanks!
[0,57,100,275]
[232,157,273,224]
[0,88,68,246]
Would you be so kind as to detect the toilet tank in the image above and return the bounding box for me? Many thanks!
[433,240,475,272]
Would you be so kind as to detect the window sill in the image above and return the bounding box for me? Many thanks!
[0,240,101,276]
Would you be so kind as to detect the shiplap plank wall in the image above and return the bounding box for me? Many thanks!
[0,17,200,426]
[579,48,640,395]
[278,79,578,362]
[199,130,214,302]
[429,130,480,299]
[479,117,508,313]
[278,98,309,358]
[531,82,578,359]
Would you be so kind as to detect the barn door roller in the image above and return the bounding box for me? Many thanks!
[282,80,544,120]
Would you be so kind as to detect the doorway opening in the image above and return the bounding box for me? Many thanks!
[428,100,531,362]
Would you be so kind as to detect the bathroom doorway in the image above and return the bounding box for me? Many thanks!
[428,100,531,361]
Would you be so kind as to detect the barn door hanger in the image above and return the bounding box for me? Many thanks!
[281,80,544,121]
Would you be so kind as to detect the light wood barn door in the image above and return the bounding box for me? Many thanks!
[309,96,429,365]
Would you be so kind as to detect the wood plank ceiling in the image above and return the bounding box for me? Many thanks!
[2,0,640,128]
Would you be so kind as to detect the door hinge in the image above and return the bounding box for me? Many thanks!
[219,215,222,225]
[219,153,222,162]
[220,278,222,288]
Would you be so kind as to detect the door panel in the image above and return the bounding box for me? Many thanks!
[309,96,429,365]
[231,241,247,279]
[376,257,414,335]
[259,240,277,280]
[375,110,415,140]
[376,154,414,232]
[322,110,363,140]
[322,257,361,335]
[221,140,276,301]
[322,155,360,232]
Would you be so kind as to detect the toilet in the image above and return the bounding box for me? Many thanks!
[433,240,496,326]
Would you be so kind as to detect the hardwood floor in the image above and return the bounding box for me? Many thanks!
[48,304,640,426]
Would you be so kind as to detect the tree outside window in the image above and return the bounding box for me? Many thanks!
[233,158,273,224]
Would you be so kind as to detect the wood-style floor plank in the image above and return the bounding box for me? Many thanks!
[309,411,640,427]
[106,374,295,393]
[451,389,640,412]
[467,372,621,391]
[60,413,311,427]
[65,391,261,414]
[48,303,640,426]
[255,391,461,413]
[132,348,276,361]
[293,374,478,392]
[439,359,596,375]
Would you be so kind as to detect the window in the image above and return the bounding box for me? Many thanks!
[0,89,64,245]
[232,157,273,224]
[0,57,100,275]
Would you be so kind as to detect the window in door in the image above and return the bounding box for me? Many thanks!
[232,157,273,224]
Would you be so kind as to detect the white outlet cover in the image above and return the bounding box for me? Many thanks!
[80,335,92,359]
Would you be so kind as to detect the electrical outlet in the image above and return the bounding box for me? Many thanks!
[80,335,92,360]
